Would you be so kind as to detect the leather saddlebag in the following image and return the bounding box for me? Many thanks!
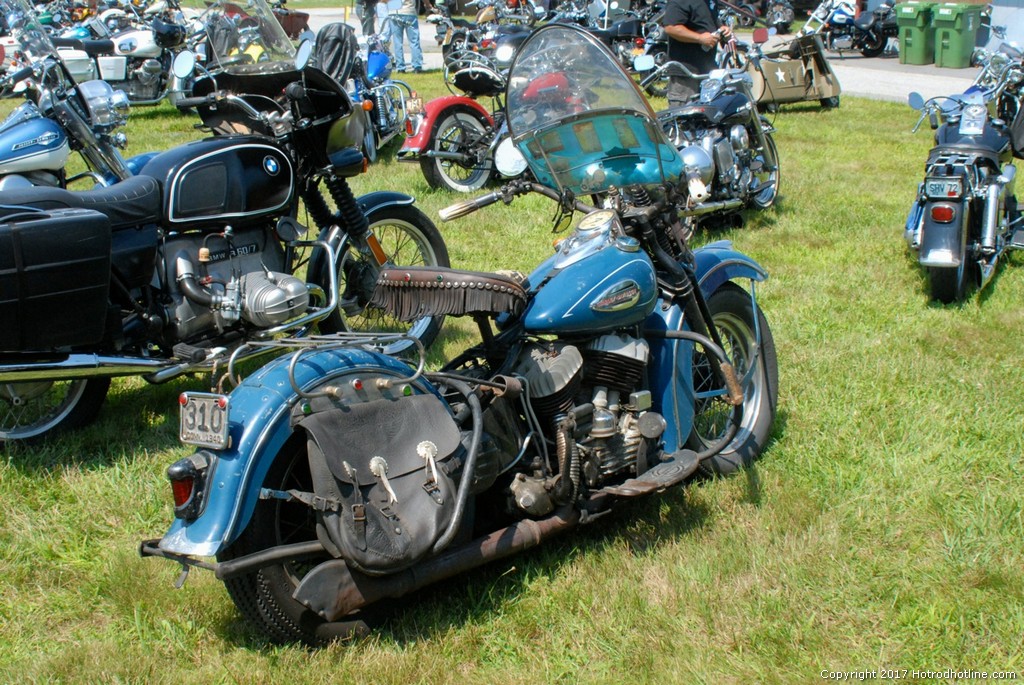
[294,393,462,576]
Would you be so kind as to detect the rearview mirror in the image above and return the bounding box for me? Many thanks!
[295,39,314,70]
[907,92,925,110]
[752,27,769,44]
[172,50,196,79]
[633,54,655,71]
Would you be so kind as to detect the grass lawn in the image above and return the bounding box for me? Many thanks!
[0,72,1022,683]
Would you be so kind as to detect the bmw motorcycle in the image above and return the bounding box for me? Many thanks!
[638,51,782,229]
[0,3,448,442]
[140,24,778,646]
[904,44,1024,303]
[800,0,895,59]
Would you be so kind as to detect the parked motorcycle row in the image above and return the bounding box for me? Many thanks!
[0,0,1020,650]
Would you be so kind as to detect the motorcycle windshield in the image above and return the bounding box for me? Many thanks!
[506,24,682,197]
[182,0,296,74]
[0,0,62,63]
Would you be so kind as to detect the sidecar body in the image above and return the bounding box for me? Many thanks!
[749,33,842,106]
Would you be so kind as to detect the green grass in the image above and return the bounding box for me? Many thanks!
[2,81,1024,683]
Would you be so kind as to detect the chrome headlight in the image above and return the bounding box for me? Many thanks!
[78,80,130,130]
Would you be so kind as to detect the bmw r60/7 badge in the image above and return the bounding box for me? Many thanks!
[263,155,280,175]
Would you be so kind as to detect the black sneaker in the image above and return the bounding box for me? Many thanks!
[413,67,423,73]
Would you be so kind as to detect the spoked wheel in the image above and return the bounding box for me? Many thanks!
[688,284,778,476]
[419,106,494,193]
[220,435,364,646]
[0,378,110,444]
[750,132,781,209]
[317,204,450,356]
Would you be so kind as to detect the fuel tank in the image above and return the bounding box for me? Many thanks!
[523,210,658,335]
[138,135,294,228]
[366,50,391,82]
[0,103,71,175]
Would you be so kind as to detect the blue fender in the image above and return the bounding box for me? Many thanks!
[645,240,768,452]
[156,347,435,557]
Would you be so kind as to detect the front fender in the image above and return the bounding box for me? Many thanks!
[398,95,494,157]
[694,239,769,296]
[155,347,433,557]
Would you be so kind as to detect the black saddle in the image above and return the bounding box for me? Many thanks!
[0,174,163,229]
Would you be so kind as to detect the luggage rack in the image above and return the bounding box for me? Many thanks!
[220,332,427,397]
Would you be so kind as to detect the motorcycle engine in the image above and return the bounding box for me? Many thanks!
[162,227,309,341]
[501,334,664,517]
[117,59,164,101]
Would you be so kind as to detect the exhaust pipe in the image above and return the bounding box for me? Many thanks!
[0,354,170,383]
[290,507,582,621]
[679,198,745,217]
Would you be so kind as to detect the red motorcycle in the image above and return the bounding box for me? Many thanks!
[398,31,529,192]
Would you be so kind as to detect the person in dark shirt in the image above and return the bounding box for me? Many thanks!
[661,0,730,106]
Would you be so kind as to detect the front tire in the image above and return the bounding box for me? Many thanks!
[0,378,110,443]
[362,110,379,164]
[317,204,450,355]
[750,131,781,209]
[419,107,494,193]
[688,284,778,476]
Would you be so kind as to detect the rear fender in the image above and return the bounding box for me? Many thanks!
[646,240,768,452]
[155,347,437,557]
[398,96,493,156]
[919,201,965,266]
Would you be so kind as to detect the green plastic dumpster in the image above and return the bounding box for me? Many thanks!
[932,3,985,68]
[896,1,936,65]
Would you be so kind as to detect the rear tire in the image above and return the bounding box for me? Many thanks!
[0,378,110,444]
[859,29,886,58]
[219,435,367,646]
[317,204,450,355]
[927,203,971,303]
[688,284,778,476]
[419,107,494,193]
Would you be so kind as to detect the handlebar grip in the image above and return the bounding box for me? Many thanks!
[5,65,34,86]
[438,192,501,221]
[176,95,212,108]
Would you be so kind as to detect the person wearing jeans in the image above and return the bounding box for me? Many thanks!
[390,0,433,72]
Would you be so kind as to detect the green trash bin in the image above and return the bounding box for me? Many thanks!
[932,3,985,68]
[896,1,936,65]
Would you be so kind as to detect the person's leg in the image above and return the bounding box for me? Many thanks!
[409,22,424,71]
[392,17,408,71]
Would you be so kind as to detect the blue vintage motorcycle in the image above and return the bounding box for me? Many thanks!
[141,24,778,645]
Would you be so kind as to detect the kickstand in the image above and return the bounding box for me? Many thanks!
[174,563,191,589]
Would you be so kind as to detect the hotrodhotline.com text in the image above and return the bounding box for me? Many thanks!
[820,669,1019,681]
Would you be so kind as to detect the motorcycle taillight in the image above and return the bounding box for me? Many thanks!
[931,205,956,223]
[166,452,213,520]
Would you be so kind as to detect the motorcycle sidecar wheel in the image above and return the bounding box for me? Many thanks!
[820,95,840,109]
[688,284,778,476]
[220,435,370,646]
[316,204,450,355]
[750,132,781,210]
[0,378,110,444]
[420,107,494,193]
[859,29,886,58]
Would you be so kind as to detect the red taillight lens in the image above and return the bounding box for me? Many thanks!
[405,118,415,136]
[171,477,195,508]
[931,205,955,223]
[634,37,644,47]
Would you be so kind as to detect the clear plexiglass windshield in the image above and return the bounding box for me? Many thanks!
[0,0,61,63]
[180,0,295,73]
[506,24,682,196]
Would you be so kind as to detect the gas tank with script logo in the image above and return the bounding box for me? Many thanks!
[138,136,294,229]
[0,103,71,175]
[523,210,658,335]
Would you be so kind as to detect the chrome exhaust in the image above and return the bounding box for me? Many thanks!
[0,354,170,383]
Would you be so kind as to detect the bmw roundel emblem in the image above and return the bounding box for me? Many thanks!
[263,155,280,176]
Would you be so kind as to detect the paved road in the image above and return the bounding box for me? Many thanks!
[305,9,979,103]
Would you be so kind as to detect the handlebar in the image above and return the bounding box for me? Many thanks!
[439,181,597,222]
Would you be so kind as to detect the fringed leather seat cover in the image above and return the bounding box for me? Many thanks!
[371,266,528,321]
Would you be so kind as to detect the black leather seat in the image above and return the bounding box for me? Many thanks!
[0,174,163,229]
